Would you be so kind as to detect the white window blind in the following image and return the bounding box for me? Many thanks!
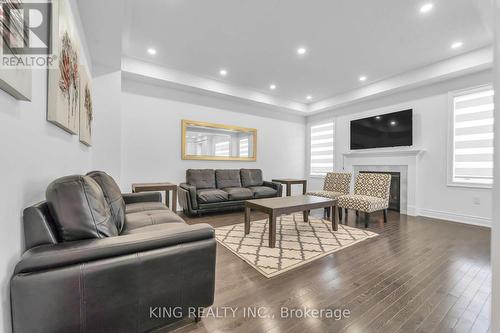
[215,141,230,157]
[451,86,494,186]
[239,138,249,157]
[310,122,334,176]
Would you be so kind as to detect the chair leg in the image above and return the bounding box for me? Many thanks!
[325,207,331,219]
[383,209,388,223]
[345,208,348,218]
[338,207,343,221]
[355,210,359,217]
[364,213,370,228]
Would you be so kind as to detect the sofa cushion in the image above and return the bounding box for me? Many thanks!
[125,202,168,214]
[121,222,187,235]
[87,171,126,233]
[215,169,242,189]
[46,175,118,241]
[223,187,253,201]
[187,169,216,189]
[196,189,229,204]
[124,209,185,232]
[248,186,277,198]
[241,169,264,187]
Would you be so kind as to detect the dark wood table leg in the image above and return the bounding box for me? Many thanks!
[269,211,277,248]
[303,210,309,223]
[331,205,339,231]
[165,190,170,208]
[172,187,177,213]
[286,184,291,197]
[245,206,251,234]
[302,181,307,195]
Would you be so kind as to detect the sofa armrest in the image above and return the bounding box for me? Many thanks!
[263,181,283,197]
[180,183,198,209]
[14,223,214,274]
[123,192,162,204]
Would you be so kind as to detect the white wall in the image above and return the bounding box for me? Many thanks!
[91,68,122,181]
[120,80,306,197]
[307,70,493,227]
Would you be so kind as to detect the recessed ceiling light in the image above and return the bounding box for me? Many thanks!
[269,84,277,90]
[147,48,157,55]
[375,116,381,120]
[306,95,313,100]
[419,3,434,14]
[390,121,397,126]
[359,76,367,82]
[219,69,228,76]
[451,41,463,49]
[297,47,307,55]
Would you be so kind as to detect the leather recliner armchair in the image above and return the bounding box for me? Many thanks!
[10,171,216,333]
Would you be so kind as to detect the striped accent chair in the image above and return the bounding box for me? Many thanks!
[307,172,352,220]
[337,173,391,228]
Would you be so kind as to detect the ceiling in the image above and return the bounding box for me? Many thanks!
[121,0,491,104]
[78,0,493,115]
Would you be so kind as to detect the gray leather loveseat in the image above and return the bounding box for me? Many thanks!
[11,171,216,333]
[178,169,282,216]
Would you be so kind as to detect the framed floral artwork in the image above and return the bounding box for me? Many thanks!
[79,67,92,146]
[0,0,32,101]
[47,0,81,134]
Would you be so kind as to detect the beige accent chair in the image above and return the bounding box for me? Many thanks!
[307,172,352,220]
[337,173,391,228]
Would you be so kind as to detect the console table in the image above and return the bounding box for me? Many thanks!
[132,182,177,212]
[272,178,307,196]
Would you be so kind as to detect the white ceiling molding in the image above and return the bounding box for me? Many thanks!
[122,48,492,118]
[121,57,308,114]
[308,47,493,115]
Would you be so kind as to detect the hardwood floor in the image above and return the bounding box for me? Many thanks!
[157,210,491,333]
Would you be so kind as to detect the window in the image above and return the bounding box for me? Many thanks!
[310,121,335,176]
[215,140,230,157]
[239,138,249,157]
[449,86,494,187]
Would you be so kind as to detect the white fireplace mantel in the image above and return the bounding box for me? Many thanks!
[342,149,425,159]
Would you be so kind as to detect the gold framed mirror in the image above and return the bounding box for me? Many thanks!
[181,120,257,161]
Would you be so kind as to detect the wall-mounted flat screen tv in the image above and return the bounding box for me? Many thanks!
[350,109,413,150]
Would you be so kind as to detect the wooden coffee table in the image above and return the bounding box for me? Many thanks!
[244,195,339,248]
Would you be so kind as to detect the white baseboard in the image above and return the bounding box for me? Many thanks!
[406,205,417,216]
[416,208,491,228]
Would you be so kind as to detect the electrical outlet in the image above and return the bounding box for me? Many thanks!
[473,196,481,205]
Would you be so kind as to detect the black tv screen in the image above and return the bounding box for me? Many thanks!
[350,109,413,150]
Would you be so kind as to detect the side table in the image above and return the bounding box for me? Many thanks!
[271,179,307,196]
[132,182,178,213]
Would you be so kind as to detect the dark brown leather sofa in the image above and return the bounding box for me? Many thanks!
[10,171,216,333]
[178,169,282,216]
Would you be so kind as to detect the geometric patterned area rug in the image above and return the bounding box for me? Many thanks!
[215,213,378,278]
